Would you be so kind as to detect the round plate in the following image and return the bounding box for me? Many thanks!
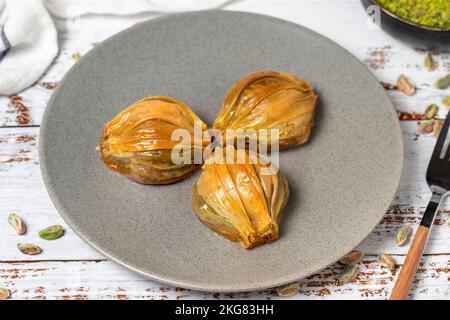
[40,11,403,292]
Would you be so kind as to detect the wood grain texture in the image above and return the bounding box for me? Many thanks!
[0,0,449,299]
[0,0,449,127]
[0,255,448,300]
[390,226,430,300]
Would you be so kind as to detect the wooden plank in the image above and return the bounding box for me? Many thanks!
[0,0,448,126]
[0,255,448,300]
[0,0,449,300]
[1,122,449,261]
[0,127,102,260]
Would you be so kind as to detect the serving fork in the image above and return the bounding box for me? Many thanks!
[390,113,450,300]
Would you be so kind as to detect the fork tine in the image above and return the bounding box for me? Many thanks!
[433,112,450,160]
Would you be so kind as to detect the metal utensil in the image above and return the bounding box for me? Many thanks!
[390,115,450,299]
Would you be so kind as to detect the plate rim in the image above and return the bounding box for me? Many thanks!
[39,10,404,292]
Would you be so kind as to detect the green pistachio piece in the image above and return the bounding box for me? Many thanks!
[435,74,450,89]
[424,104,439,119]
[38,225,65,240]
[7,213,26,235]
[396,75,415,96]
[0,288,11,300]
[424,53,437,72]
[442,96,450,108]
[339,250,364,265]
[378,253,396,271]
[418,120,434,135]
[276,282,300,297]
[396,225,412,246]
[71,52,81,61]
[337,264,359,284]
[17,243,42,255]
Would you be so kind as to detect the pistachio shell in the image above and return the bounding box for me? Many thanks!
[337,264,359,284]
[378,253,396,271]
[396,75,415,96]
[38,225,65,240]
[7,213,26,235]
[418,120,434,135]
[17,243,42,255]
[395,225,411,246]
[424,53,437,72]
[339,250,364,265]
[435,74,450,89]
[276,282,300,297]
[424,104,439,119]
[0,288,11,300]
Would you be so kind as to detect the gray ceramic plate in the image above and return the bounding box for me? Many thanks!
[40,11,403,292]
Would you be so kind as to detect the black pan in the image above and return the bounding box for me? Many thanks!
[361,0,450,50]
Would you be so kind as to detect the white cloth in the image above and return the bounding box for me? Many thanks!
[0,0,231,95]
[0,0,57,95]
[44,0,231,17]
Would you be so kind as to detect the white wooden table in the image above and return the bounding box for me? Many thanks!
[1,0,449,300]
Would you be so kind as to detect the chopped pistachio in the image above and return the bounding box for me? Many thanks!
[17,243,42,255]
[435,74,450,89]
[339,250,364,265]
[434,119,444,137]
[378,253,396,271]
[38,225,65,240]
[442,96,450,108]
[396,225,411,246]
[424,53,437,71]
[418,120,434,134]
[0,288,11,300]
[424,104,439,119]
[376,0,450,29]
[337,264,359,284]
[7,213,26,235]
[397,75,416,96]
[276,282,300,297]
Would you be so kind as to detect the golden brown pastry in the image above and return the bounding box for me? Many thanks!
[99,96,208,184]
[192,147,289,249]
[213,71,318,150]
